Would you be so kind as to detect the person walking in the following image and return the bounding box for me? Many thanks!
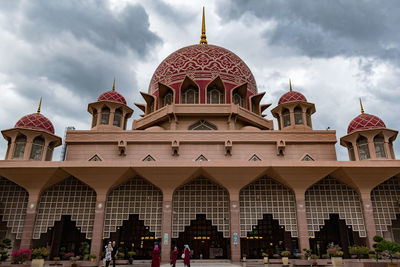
[171,246,178,267]
[151,244,161,267]
[104,242,113,267]
[111,241,118,267]
[183,244,190,267]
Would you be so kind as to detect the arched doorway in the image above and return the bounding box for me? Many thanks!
[103,177,163,260]
[171,177,230,259]
[32,177,96,259]
[239,176,298,258]
[310,214,365,258]
[241,214,297,259]
[107,214,160,260]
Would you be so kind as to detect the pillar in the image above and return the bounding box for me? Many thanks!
[360,195,377,249]
[90,194,106,260]
[230,198,241,263]
[160,199,172,263]
[20,195,39,249]
[295,192,310,253]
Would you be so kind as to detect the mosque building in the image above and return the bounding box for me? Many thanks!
[0,9,399,264]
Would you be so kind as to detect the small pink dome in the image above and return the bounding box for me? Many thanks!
[15,113,55,134]
[347,113,386,134]
[97,91,127,105]
[278,91,307,105]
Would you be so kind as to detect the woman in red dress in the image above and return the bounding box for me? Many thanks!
[171,246,178,267]
[151,244,160,267]
[183,244,190,267]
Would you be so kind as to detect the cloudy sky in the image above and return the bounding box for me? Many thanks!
[0,0,399,161]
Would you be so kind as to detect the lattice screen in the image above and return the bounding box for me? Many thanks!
[371,177,400,236]
[33,177,96,239]
[172,177,230,238]
[305,176,366,237]
[0,177,28,239]
[103,176,163,238]
[239,176,297,238]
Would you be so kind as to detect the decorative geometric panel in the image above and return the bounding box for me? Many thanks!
[371,177,400,236]
[239,176,297,238]
[33,177,96,239]
[305,176,366,237]
[278,91,307,105]
[143,155,155,161]
[189,120,217,130]
[97,91,127,105]
[14,113,55,134]
[89,155,101,161]
[195,155,208,162]
[249,154,261,161]
[103,177,163,238]
[0,177,28,239]
[172,177,230,238]
[302,155,314,161]
[347,113,386,134]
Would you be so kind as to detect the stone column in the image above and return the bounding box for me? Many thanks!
[230,199,241,264]
[90,194,106,260]
[295,193,310,253]
[361,196,377,249]
[161,199,172,263]
[20,195,39,249]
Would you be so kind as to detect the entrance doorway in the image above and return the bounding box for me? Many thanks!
[172,214,230,259]
[107,214,160,260]
[241,214,298,259]
[310,214,365,258]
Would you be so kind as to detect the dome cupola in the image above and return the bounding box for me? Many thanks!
[88,79,133,130]
[1,98,62,161]
[340,99,397,161]
[271,80,315,130]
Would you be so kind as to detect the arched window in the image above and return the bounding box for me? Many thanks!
[92,109,98,128]
[374,135,386,158]
[294,107,303,125]
[282,108,291,127]
[13,135,26,159]
[347,142,355,161]
[357,136,370,160]
[306,108,312,127]
[113,108,122,127]
[207,85,224,104]
[100,107,110,125]
[233,92,244,107]
[181,86,199,104]
[161,91,173,107]
[45,141,54,161]
[30,136,45,161]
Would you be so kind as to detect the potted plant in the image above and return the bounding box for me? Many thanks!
[0,238,12,262]
[88,254,97,262]
[11,249,32,264]
[79,242,90,261]
[375,239,400,267]
[261,252,268,263]
[327,244,343,267]
[69,255,80,267]
[127,251,136,264]
[303,248,312,260]
[31,247,49,267]
[281,250,291,265]
[310,254,319,266]
[348,245,370,260]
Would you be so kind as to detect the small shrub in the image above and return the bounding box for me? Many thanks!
[89,254,97,259]
[310,254,319,260]
[0,238,12,262]
[281,251,291,257]
[53,257,60,261]
[32,247,49,259]
[11,249,32,263]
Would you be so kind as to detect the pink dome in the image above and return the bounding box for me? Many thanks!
[278,91,307,105]
[347,113,386,134]
[15,113,55,134]
[97,91,127,105]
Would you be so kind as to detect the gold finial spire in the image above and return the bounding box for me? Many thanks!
[289,79,293,92]
[37,97,42,113]
[112,78,115,92]
[200,7,207,44]
[359,98,365,114]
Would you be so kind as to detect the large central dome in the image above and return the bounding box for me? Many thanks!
[149,44,257,98]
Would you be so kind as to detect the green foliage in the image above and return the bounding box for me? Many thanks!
[321,254,330,259]
[281,250,291,257]
[53,257,60,261]
[59,247,66,260]
[348,245,370,259]
[79,242,90,259]
[373,235,384,243]
[89,254,97,259]
[117,252,125,259]
[32,247,49,260]
[0,238,12,262]
[326,244,343,257]
[127,251,136,257]
[310,254,319,260]
[303,248,312,258]
[375,240,400,262]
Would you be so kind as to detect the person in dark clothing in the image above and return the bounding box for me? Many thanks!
[111,241,118,267]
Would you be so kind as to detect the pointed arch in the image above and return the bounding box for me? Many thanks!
[206,76,225,104]
[13,134,27,159]
[33,177,97,239]
[195,155,208,161]
[100,105,110,125]
[158,82,175,108]
[171,176,230,238]
[180,76,199,104]
[88,154,102,161]
[30,136,45,161]
[103,176,163,238]
[143,155,156,161]
[231,83,247,108]
[301,154,315,161]
[248,154,261,161]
